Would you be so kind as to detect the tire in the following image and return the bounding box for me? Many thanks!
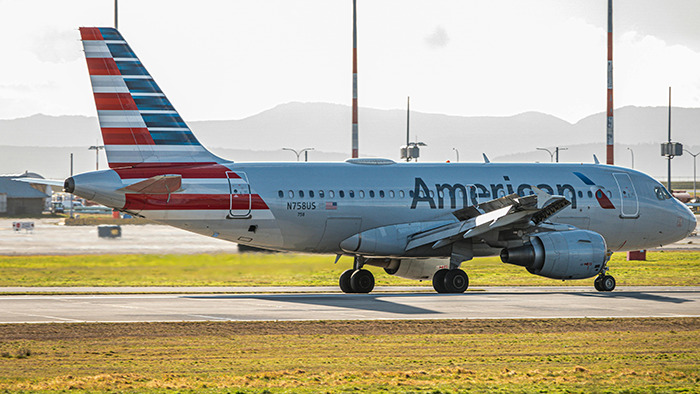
[601,275,616,292]
[444,269,469,293]
[339,269,355,293]
[350,269,375,293]
[432,269,449,293]
[594,276,603,291]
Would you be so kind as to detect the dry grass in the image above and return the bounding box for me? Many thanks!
[0,318,697,393]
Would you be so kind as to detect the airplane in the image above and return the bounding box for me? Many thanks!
[23,27,697,294]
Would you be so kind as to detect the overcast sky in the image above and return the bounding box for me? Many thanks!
[0,0,699,123]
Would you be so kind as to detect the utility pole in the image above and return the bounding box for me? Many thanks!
[537,147,567,163]
[69,153,74,219]
[668,87,672,191]
[351,0,359,158]
[685,149,699,200]
[627,147,634,168]
[114,0,118,29]
[606,0,614,165]
[88,145,104,171]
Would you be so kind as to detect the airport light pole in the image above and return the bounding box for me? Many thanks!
[452,148,459,162]
[536,148,554,162]
[283,147,314,162]
[88,145,105,171]
[627,147,634,168]
[685,149,699,200]
[538,147,567,163]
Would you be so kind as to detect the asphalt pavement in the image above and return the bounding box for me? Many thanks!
[0,286,697,323]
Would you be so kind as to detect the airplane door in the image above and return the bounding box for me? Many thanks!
[226,171,251,219]
[613,173,639,218]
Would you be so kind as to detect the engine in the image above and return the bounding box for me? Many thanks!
[500,230,607,280]
[366,258,446,280]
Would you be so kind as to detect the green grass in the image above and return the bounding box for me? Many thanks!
[0,318,697,393]
[0,251,698,287]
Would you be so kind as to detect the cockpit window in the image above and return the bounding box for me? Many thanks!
[654,186,672,200]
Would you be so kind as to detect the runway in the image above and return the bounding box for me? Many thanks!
[0,286,698,323]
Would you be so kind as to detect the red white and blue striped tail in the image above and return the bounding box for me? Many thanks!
[80,27,224,169]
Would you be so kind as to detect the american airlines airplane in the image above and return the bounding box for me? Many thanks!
[27,28,697,294]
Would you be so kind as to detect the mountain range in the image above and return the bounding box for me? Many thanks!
[1,103,698,181]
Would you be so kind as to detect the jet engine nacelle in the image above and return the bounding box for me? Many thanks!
[500,230,607,280]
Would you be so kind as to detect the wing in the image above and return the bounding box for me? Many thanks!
[405,187,571,251]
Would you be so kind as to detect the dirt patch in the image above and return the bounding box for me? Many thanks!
[1,317,697,341]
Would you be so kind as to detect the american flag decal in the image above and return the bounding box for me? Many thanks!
[325,202,337,210]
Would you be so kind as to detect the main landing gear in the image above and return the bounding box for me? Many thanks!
[594,252,616,292]
[339,256,375,293]
[594,274,616,292]
[432,268,469,293]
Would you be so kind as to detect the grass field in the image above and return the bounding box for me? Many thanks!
[0,251,698,288]
[0,318,697,393]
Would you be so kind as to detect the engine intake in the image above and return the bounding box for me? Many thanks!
[501,230,607,280]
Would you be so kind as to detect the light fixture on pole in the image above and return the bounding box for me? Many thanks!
[537,147,567,163]
[452,148,459,162]
[88,145,105,171]
[684,149,699,201]
[282,147,314,162]
[626,147,634,168]
[536,147,554,162]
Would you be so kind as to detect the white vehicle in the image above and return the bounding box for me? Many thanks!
[29,28,697,294]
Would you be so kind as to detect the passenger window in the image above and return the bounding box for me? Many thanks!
[369,190,375,198]
[278,190,284,198]
[299,190,304,198]
[349,190,355,198]
[309,190,315,198]
[389,190,394,198]
[409,190,414,198]
[288,190,294,198]
[587,191,593,198]
[399,190,405,198]
[329,190,335,198]
[339,190,345,198]
[319,190,325,198]
[359,190,365,198]
[577,191,583,198]
[379,190,384,198]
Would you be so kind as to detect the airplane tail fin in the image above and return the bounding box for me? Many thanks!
[79,27,224,169]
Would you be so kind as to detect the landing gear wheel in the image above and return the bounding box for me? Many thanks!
[432,269,449,293]
[339,269,355,293]
[600,275,616,292]
[350,269,375,293]
[444,269,469,293]
[594,276,603,291]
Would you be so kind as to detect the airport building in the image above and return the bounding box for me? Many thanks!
[0,172,52,216]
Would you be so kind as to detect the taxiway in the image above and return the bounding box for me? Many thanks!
[0,286,697,324]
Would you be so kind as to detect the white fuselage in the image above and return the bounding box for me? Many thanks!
[70,161,696,257]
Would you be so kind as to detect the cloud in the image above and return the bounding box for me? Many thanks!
[425,26,450,49]
[31,28,82,63]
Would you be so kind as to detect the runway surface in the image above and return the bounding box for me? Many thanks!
[0,286,697,323]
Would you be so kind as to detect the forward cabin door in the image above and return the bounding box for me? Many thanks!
[226,171,252,219]
[613,173,639,218]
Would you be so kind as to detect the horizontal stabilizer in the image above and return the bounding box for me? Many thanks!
[118,174,182,194]
[13,178,65,187]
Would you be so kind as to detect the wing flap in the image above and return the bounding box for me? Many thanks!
[406,187,572,251]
